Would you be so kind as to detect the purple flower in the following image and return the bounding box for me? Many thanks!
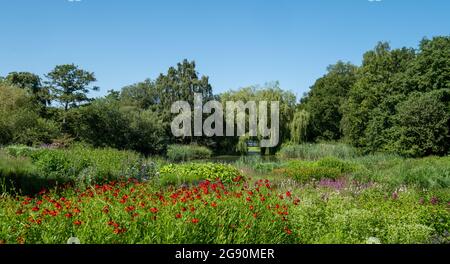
[430,197,439,205]
[392,192,398,200]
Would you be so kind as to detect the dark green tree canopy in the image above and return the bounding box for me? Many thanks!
[301,61,357,141]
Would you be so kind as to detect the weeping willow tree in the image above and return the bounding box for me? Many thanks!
[236,134,250,155]
[290,110,311,144]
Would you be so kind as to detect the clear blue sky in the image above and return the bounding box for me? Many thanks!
[1,0,449,99]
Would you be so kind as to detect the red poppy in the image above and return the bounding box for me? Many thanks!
[175,213,182,219]
[73,220,82,226]
[286,191,292,198]
[150,207,158,213]
[65,213,73,218]
[191,218,199,224]
[211,202,217,208]
[31,206,40,212]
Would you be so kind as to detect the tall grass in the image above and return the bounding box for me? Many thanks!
[166,144,212,162]
[0,145,158,194]
[277,143,358,160]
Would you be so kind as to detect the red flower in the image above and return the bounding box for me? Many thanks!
[125,206,135,212]
[191,218,199,224]
[249,205,254,211]
[114,228,127,234]
[175,213,182,219]
[150,207,158,213]
[73,220,82,226]
[65,213,73,218]
[32,206,40,212]
[284,227,292,235]
[211,202,217,208]
[253,213,258,218]
[102,206,110,214]
[286,191,292,198]
[73,208,81,214]
[246,197,252,202]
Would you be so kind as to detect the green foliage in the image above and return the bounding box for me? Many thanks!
[390,89,450,157]
[358,156,450,189]
[166,145,212,162]
[301,61,358,141]
[277,143,358,160]
[220,83,297,152]
[159,163,240,185]
[30,146,154,184]
[341,37,450,157]
[4,145,37,157]
[290,187,446,244]
[74,98,167,154]
[290,109,310,144]
[45,64,99,111]
[5,72,50,107]
[0,84,60,146]
[281,157,356,183]
[0,146,157,194]
[0,150,40,194]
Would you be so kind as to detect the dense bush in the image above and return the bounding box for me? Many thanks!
[159,163,240,185]
[166,145,212,162]
[0,84,59,146]
[390,89,450,157]
[73,98,167,155]
[277,143,358,160]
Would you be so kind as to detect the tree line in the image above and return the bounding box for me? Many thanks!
[1,36,449,157]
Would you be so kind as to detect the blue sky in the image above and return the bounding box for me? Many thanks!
[0,0,449,99]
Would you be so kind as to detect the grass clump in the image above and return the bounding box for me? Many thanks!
[277,143,358,160]
[159,162,241,186]
[281,157,358,183]
[166,144,212,162]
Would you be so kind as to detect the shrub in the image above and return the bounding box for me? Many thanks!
[389,89,450,157]
[159,163,240,186]
[166,145,212,162]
